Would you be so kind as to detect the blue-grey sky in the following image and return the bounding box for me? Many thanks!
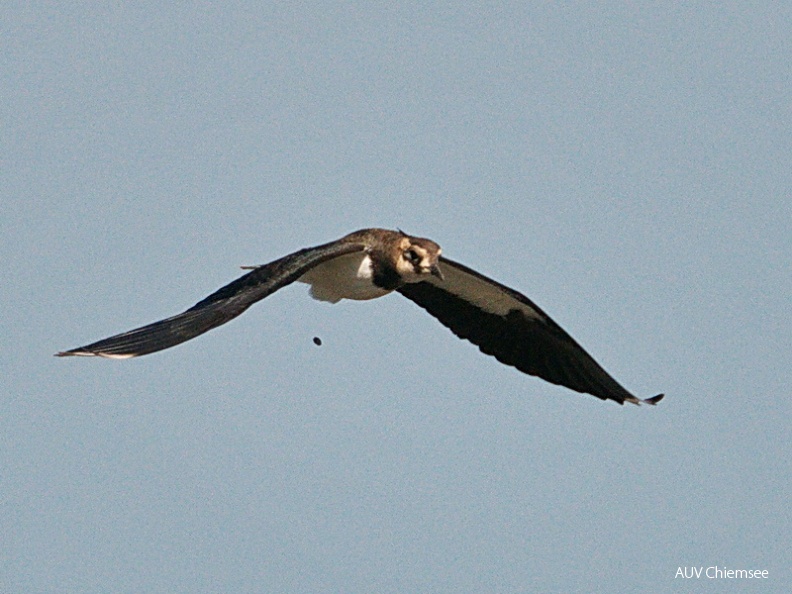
[3,3,790,592]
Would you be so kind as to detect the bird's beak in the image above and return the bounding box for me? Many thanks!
[429,263,444,281]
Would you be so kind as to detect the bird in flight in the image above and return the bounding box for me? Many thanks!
[57,228,663,406]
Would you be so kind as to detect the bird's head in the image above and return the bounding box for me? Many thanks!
[395,234,444,282]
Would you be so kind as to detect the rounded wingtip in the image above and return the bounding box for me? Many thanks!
[643,393,665,405]
[55,349,91,357]
[55,349,136,359]
[624,393,664,406]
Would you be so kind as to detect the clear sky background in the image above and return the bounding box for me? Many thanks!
[3,3,790,593]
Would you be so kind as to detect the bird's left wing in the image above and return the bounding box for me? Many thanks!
[56,240,366,358]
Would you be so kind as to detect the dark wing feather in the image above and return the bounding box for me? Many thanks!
[56,240,366,358]
[398,257,663,405]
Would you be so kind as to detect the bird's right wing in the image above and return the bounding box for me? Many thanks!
[56,240,367,358]
[398,256,663,405]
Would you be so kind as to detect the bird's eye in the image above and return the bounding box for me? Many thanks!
[404,249,419,263]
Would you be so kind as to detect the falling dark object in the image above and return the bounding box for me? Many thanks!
[313,336,322,346]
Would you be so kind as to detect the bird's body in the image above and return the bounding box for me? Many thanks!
[297,252,388,302]
[58,228,663,406]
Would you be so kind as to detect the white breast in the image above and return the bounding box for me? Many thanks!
[297,253,391,303]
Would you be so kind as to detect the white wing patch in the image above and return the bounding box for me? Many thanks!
[64,351,137,359]
[297,252,391,303]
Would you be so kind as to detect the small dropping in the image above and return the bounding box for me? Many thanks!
[313,336,322,346]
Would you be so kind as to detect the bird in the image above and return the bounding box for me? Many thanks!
[57,228,663,406]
